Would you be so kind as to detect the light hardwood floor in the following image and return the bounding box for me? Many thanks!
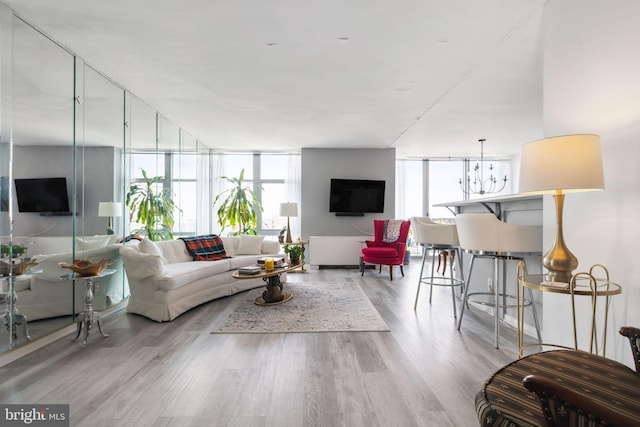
[0,262,522,427]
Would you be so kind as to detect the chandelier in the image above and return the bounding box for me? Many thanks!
[459,139,508,195]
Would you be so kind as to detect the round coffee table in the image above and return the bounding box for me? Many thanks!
[232,264,299,306]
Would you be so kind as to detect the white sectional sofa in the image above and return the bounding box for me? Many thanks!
[119,235,282,322]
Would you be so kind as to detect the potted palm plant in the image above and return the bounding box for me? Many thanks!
[214,168,263,235]
[126,168,179,241]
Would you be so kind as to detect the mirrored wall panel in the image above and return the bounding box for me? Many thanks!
[0,6,214,356]
[2,14,77,351]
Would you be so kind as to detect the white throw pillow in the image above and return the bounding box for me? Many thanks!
[139,238,167,264]
[236,235,265,255]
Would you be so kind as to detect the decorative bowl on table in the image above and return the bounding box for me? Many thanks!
[0,257,42,276]
[59,258,115,277]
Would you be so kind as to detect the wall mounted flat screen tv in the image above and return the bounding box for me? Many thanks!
[14,177,70,213]
[330,178,385,215]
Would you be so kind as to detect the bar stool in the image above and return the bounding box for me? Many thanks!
[455,213,542,349]
[411,217,465,317]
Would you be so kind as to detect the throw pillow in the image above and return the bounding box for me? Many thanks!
[179,235,228,261]
[236,235,265,255]
[139,238,167,264]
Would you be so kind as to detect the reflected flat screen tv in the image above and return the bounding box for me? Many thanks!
[14,177,70,213]
[0,176,7,212]
[329,178,385,215]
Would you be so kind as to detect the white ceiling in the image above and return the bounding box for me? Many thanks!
[4,0,545,158]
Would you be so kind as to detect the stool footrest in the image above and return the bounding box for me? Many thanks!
[467,292,532,309]
[418,277,464,287]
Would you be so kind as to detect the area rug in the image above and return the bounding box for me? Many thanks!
[212,282,390,334]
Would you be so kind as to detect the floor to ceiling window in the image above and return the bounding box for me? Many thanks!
[397,158,512,255]
[213,152,300,237]
[397,158,512,221]
[428,160,466,221]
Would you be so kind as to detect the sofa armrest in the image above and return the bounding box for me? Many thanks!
[120,246,164,280]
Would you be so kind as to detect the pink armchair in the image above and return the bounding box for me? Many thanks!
[361,219,411,280]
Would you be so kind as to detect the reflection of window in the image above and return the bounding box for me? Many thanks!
[172,153,197,235]
[129,151,196,236]
[131,153,161,180]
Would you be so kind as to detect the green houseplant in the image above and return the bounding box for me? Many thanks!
[0,244,27,258]
[214,168,263,235]
[126,168,179,241]
[283,243,305,265]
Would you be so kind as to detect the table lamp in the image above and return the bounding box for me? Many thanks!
[279,202,298,244]
[98,202,122,235]
[519,134,604,283]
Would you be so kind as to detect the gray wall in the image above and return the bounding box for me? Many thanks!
[11,145,119,237]
[301,148,395,240]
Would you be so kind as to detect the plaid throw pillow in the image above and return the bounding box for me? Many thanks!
[179,234,228,261]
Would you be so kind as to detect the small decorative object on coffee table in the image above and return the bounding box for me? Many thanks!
[233,264,299,306]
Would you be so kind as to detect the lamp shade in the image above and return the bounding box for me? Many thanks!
[519,134,604,194]
[98,202,122,217]
[279,202,298,217]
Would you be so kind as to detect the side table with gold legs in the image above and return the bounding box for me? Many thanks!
[517,262,621,358]
[60,269,116,348]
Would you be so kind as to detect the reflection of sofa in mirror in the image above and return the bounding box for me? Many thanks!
[6,235,125,321]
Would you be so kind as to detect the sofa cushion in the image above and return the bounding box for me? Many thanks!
[237,235,265,255]
[219,236,279,256]
[154,240,192,264]
[157,260,231,291]
[139,238,167,264]
[261,239,281,254]
[220,237,238,256]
